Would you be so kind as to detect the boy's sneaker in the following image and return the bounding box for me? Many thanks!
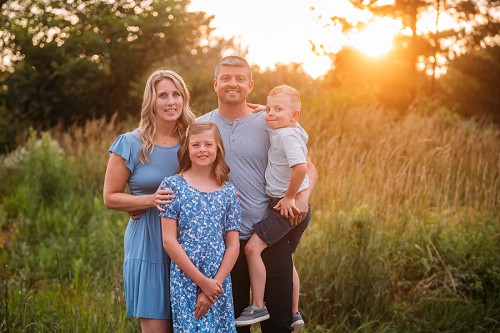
[234,305,270,326]
[292,312,305,332]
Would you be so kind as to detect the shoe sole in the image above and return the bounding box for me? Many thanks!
[292,319,304,333]
[234,314,271,327]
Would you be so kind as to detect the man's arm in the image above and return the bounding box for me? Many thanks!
[290,156,317,225]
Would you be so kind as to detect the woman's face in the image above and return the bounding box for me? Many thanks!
[154,78,184,124]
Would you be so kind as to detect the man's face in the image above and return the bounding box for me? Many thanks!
[214,65,254,105]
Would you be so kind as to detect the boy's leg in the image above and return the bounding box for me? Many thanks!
[292,261,300,314]
[245,233,269,308]
[260,237,294,333]
[232,239,252,333]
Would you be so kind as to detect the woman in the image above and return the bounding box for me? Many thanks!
[103,69,195,333]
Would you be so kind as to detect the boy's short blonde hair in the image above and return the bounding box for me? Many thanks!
[268,85,301,110]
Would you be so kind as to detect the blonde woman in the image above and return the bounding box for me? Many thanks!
[103,69,195,333]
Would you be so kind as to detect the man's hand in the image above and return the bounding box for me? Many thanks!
[128,210,145,220]
[289,191,309,226]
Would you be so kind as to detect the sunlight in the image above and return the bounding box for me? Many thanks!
[348,18,402,57]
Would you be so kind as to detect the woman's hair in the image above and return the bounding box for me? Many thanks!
[138,69,195,163]
[177,121,230,186]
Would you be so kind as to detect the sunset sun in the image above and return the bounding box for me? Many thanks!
[348,18,403,57]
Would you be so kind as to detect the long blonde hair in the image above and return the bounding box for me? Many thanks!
[177,122,230,186]
[138,69,195,163]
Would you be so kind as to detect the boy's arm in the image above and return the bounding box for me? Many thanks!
[291,156,318,225]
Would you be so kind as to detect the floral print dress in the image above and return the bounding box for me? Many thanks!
[159,174,241,333]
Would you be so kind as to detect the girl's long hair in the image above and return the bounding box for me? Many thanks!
[138,69,195,163]
[177,122,230,186]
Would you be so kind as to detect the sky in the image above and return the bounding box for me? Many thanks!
[187,0,406,78]
[188,0,342,78]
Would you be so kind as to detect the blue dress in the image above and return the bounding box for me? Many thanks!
[159,174,241,333]
[109,130,179,319]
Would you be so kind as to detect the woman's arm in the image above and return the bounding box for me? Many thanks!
[213,230,240,285]
[103,153,172,212]
[161,217,223,302]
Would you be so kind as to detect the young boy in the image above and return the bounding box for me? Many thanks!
[235,85,311,332]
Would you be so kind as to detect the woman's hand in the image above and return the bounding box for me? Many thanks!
[194,292,212,319]
[154,185,175,211]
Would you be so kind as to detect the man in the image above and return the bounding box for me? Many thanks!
[198,56,317,333]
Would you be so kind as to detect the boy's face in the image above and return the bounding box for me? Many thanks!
[265,94,299,129]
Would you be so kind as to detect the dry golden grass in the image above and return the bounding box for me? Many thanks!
[301,100,500,224]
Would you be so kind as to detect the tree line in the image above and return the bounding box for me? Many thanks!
[0,0,499,152]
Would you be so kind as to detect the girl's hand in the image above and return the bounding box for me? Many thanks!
[247,102,266,113]
[194,292,212,318]
[199,278,223,303]
[154,186,175,211]
[274,197,300,225]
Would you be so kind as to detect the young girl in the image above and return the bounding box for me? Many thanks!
[160,121,241,333]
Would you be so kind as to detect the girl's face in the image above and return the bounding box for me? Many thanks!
[188,130,218,169]
[154,78,184,124]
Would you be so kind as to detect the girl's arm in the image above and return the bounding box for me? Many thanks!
[161,217,223,302]
[213,230,240,285]
[103,153,172,212]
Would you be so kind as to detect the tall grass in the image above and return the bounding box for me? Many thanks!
[1,98,499,332]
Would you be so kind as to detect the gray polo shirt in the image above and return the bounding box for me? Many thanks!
[197,110,270,239]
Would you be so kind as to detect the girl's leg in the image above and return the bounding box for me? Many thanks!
[292,260,300,313]
[140,318,172,333]
[244,233,269,308]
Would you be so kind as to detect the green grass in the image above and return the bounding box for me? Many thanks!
[1,98,499,332]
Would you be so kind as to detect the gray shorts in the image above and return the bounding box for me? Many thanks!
[252,197,311,253]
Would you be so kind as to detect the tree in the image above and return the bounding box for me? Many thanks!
[314,0,500,107]
[440,45,500,123]
[0,0,214,132]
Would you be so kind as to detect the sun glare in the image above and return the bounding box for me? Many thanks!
[348,18,402,57]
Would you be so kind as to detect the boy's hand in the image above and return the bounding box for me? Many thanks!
[274,197,300,225]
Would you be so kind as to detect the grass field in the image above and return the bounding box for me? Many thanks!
[1,95,499,332]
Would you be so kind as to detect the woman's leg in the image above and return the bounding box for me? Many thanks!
[140,318,172,333]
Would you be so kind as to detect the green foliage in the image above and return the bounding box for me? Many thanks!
[0,0,216,149]
[296,207,500,332]
[440,45,500,124]
[1,94,500,332]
